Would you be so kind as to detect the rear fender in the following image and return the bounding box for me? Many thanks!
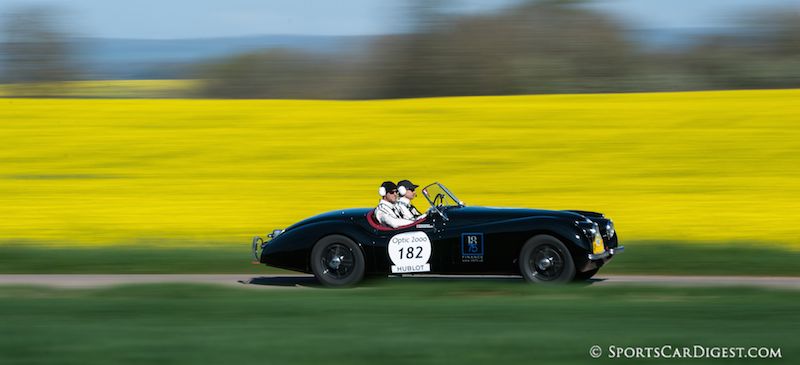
[261,221,375,273]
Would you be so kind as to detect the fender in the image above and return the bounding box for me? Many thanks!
[261,220,379,273]
[447,216,593,274]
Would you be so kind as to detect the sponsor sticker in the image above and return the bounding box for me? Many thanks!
[461,233,484,263]
[388,231,432,273]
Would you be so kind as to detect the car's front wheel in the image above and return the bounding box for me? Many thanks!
[519,235,576,284]
[310,235,365,287]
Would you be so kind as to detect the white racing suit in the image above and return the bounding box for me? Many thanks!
[375,199,416,228]
[397,197,423,220]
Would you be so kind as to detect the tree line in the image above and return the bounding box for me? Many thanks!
[194,1,800,98]
[2,1,799,98]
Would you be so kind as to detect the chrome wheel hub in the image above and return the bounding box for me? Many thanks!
[537,257,554,270]
[329,255,342,269]
[321,243,355,279]
[530,245,565,281]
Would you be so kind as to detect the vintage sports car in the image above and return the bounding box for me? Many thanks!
[252,182,623,287]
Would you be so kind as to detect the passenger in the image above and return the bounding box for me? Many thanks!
[396,179,425,220]
[375,181,416,228]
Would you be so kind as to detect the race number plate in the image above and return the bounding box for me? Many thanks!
[388,231,432,273]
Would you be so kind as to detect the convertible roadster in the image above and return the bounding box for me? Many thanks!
[252,182,623,287]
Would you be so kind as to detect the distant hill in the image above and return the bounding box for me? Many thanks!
[74,34,376,79]
[70,28,732,80]
[624,27,747,52]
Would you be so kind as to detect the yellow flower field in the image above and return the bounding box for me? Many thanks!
[1,89,799,248]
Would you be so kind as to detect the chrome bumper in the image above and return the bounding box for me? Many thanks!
[587,246,624,260]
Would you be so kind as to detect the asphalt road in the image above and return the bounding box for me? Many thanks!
[0,274,799,289]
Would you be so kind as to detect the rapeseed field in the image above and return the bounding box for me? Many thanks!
[1,89,799,248]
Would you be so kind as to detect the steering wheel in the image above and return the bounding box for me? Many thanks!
[433,193,445,207]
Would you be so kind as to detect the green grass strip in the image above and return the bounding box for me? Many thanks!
[0,283,795,364]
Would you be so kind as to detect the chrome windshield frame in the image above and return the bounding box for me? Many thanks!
[421,182,464,221]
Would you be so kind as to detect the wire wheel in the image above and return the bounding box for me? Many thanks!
[529,244,565,281]
[310,235,365,287]
[320,243,355,280]
[519,235,575,284]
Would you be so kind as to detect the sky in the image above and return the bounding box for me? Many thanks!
[0,0,798,39]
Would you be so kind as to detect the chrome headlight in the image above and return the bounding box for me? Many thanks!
[577,220,597,240]
[605,220,615,239]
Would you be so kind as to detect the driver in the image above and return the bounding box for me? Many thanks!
[396,179,425,220]
[375,181,417,228]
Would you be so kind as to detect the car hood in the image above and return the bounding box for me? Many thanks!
[444,206,596,226]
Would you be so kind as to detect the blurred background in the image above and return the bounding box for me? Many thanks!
[2,4,800,365]
[0,0,799,272]
[1,0,799,98]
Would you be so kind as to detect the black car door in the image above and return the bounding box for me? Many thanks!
[433,212,490,273]
[368,218,441,274]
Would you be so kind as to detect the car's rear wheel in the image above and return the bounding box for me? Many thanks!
[519,235,575,284]
[573,268,600,281]
[311,235,365,287]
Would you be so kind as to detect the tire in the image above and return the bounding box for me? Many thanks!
[573,268,600,281]
[310,235,365,287]
[518,235,576,284]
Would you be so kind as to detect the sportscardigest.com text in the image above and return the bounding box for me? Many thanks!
[589,345,782,359]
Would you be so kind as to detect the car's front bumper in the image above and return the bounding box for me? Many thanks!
[587,246,624,261]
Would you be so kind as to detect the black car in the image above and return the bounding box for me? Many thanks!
[252,182,623,287]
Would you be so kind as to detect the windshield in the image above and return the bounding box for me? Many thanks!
[421,182,462,210]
